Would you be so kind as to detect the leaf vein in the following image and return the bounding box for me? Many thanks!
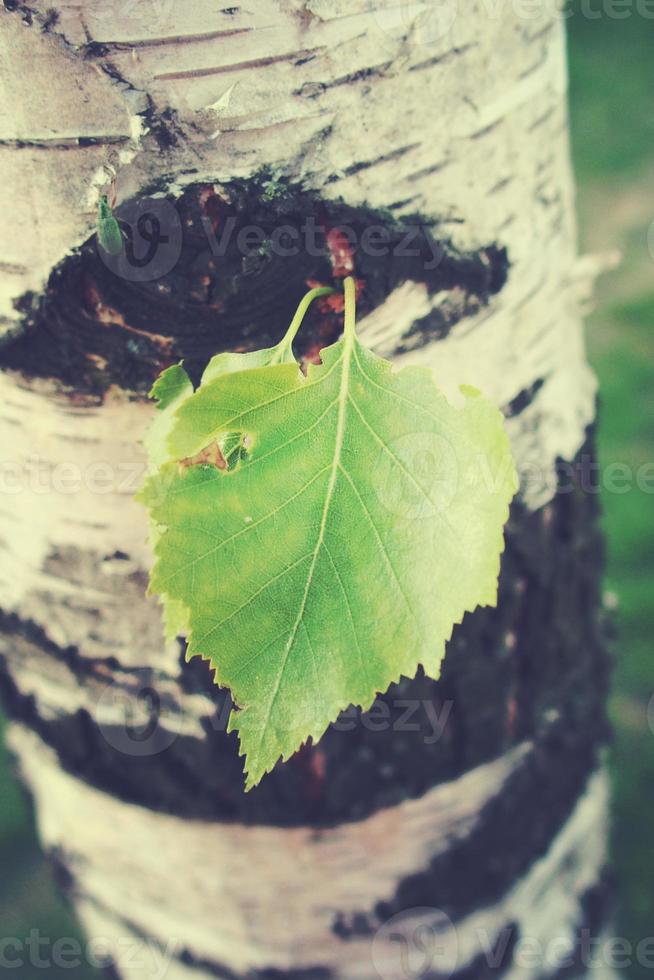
[191,551,314,652]
[338,463,423,642]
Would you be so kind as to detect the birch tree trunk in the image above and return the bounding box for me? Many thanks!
[0,2,615,979]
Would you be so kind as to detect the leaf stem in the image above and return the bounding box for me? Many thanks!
[343,276,356,340]
[276,286,335,360]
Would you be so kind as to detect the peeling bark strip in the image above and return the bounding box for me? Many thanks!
[0,1,613,978]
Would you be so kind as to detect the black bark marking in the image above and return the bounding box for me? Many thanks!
[489,176,514,196]
[349,741,600,933]
[327,143,422,182]
[0,177,508,395]
[179,946,332,980]
[98,27,253,49]
[398,244,508,351]
[504,377,546,418]
[154,49,324,81]
[518,51,549,82]
[407,44,477,73]
[407,160,450,182]
[470,120,504,141]
[525,21,556,45]
[0,136,131,149]
[386,195,423,210]
[295,62,393,96]
[529,108,556,133]
[449,927,519,980]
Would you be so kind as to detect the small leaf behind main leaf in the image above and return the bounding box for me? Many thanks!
[141,363,195,639]
[142,308,518,789]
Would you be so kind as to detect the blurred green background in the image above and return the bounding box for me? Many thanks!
[0,6,652,977]
[569,6,654,977]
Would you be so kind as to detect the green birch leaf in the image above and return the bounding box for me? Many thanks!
[141,281,517,789]
[145,363,194,470]
[200,344,293,385]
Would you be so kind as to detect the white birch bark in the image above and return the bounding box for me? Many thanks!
[0,3,615,979]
